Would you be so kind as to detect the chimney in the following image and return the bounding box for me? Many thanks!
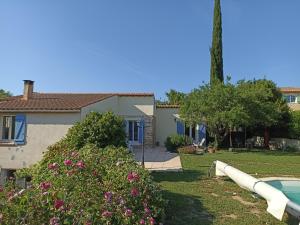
[23,80,34,100]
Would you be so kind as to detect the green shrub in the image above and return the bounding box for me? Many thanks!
[64,111,126,149]
[1,143,165,224]
[164,134,192,152]
[289,111,300,139]
[177,145,196,154]
[284,146,298,152]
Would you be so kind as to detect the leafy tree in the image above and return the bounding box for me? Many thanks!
[0,89,12,100]
[236,79,290,147]
[64,111,126,149]
[180,80,249,148]
[289,111,300,139]
[165,89,186,105]
[181,79,289,149]
[210,0,224,84]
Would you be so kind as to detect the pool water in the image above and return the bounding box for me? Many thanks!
[266,180,300,205]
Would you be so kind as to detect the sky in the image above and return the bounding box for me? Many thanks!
[0,1,300,100]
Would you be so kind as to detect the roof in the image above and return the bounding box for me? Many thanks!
[279,87,300,93]
[0,92,154,112]
[156,104,180,108]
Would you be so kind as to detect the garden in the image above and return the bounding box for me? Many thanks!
[0,112,165,225]
[153,150,300,225]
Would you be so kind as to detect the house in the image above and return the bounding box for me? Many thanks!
[0,80,205,182]
[280,87,300,111]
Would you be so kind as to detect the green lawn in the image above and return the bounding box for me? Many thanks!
[152,150,300,225]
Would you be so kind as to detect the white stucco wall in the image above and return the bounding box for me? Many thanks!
[81,95,155,118]
[0,95,156,170]
[80,96,119,119]
[0,113,80,169]
[118,96,154,117]
[155,107,179,146]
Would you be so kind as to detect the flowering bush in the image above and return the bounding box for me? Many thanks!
[0,143,165,224]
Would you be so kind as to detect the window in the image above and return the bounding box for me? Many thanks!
[1,116,15,140]
[284,95,297,103]
[185,123,196,140]
[128,120,139,142]
[0,114,26,144]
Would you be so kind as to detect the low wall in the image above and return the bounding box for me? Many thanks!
[270,138,300,151]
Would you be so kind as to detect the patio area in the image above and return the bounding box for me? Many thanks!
[132,147,182,171]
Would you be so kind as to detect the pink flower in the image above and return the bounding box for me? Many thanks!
[131,187,139,197]
[125,208,132,217]
[149,217,156,225]
[49,217,60,225]
[0,186,3,192]
[127,172,140,182]
[64,159,72,166]
[39,181,51,191]
[54,199,64,209]
[76,160,85,169]
[104,192,113,202]
[144,207,151,215]
[101,210,113,218]
[139,219,145,225]
[48,162,59,170]
[84,222,92,225]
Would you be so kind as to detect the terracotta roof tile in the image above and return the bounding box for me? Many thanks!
[156,104,180,108]
[0,92,153,112]
[280,87,300,93]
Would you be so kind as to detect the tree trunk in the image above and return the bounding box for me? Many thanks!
[264,127,270,149]
[229,128,232,148]
[214,134,218,149]
[244,127,247,147]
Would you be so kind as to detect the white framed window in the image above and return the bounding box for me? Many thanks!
[128,120,139,142]
[285,95,297,103]
[1,115,16,141]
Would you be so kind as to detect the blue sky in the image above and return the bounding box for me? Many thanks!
[0,1,299,100]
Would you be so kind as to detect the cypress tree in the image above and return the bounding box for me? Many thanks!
[210,0,224,84]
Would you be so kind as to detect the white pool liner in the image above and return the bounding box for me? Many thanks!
[215,160,289,220]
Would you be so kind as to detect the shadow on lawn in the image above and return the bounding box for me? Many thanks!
[231,149,300,156]
[162,190,214,225]
[152,169,206,183]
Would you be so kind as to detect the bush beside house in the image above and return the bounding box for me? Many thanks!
[0,112,165,225]
[164,134,192,152]
[64,111,127,149]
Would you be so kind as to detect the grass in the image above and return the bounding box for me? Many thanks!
[152,150,300,225]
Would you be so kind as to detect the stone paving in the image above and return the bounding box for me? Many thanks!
[132,147,182,171]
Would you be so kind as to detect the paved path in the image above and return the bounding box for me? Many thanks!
[133,147,182,171]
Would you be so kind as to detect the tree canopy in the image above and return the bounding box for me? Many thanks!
[0,89,12,100]
[180,79,289,147]
[156,89,186,105]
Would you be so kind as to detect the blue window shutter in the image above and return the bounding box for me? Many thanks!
[176,121,184,135]
[123,120,128,133]
[14,114,26,144]
[138,120,144,144]
[198,123,206,144]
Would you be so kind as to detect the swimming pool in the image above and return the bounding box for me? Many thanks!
[266,180,300,206]
[215,161,300,222]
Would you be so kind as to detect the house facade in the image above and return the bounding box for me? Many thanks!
[280,87,300,111]
[0,80,205,182]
